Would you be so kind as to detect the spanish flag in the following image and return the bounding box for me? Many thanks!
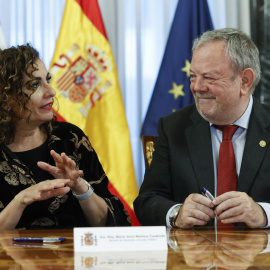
[50,0,139,225]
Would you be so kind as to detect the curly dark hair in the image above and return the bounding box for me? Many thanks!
[0,43,56,145]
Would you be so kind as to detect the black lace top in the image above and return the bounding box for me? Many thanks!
[0,122,131,229]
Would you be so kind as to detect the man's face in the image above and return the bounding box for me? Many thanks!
[189,40,248,125]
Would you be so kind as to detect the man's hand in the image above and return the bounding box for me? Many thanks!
[213,191,267,228]
[174,193,215,228]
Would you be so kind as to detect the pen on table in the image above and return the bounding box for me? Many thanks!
[12,237,66,243]
[202,187,237,226]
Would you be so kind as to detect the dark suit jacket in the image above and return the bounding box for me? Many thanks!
[134,98,270,226]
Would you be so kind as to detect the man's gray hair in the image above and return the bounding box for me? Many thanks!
[192,28,261,93]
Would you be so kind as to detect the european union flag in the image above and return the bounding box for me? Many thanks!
[141,0,213,136]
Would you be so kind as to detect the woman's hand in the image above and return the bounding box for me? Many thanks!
[37,150,84,191]
[15,178,70,206]
[38,150,108,227]
[0,178,70,230]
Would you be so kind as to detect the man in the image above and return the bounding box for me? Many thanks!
[134,28,270,229]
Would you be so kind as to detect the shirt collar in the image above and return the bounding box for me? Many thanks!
[233,95,253,129]
[210,95,253,129]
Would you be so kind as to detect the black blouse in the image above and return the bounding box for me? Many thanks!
[0,122,131,229]
[15,138,52,183]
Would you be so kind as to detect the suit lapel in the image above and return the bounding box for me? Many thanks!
[186,111,215,195]
[238,99,270,193]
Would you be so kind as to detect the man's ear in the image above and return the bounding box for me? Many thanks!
[240,68,255,96]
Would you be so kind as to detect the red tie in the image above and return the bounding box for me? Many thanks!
[216,125,238,196]
[215,125,238,227]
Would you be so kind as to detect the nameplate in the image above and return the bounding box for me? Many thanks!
[74,226,168,252]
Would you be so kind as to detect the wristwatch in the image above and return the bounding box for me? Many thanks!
[169,205,181,227]
[72,180,94,201]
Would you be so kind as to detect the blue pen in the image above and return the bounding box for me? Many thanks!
[202,187,237,226]
[202,187,215,201]
[12,237,66,243]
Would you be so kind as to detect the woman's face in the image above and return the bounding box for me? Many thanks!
[12,58,56,127]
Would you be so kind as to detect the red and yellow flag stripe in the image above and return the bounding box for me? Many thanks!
[50,0,139,225]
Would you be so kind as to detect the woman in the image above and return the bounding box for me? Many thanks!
[0,44,131,229]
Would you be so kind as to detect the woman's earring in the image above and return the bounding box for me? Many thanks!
[5,107,11,121]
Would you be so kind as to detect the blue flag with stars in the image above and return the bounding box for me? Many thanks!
[141,0,213,136]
